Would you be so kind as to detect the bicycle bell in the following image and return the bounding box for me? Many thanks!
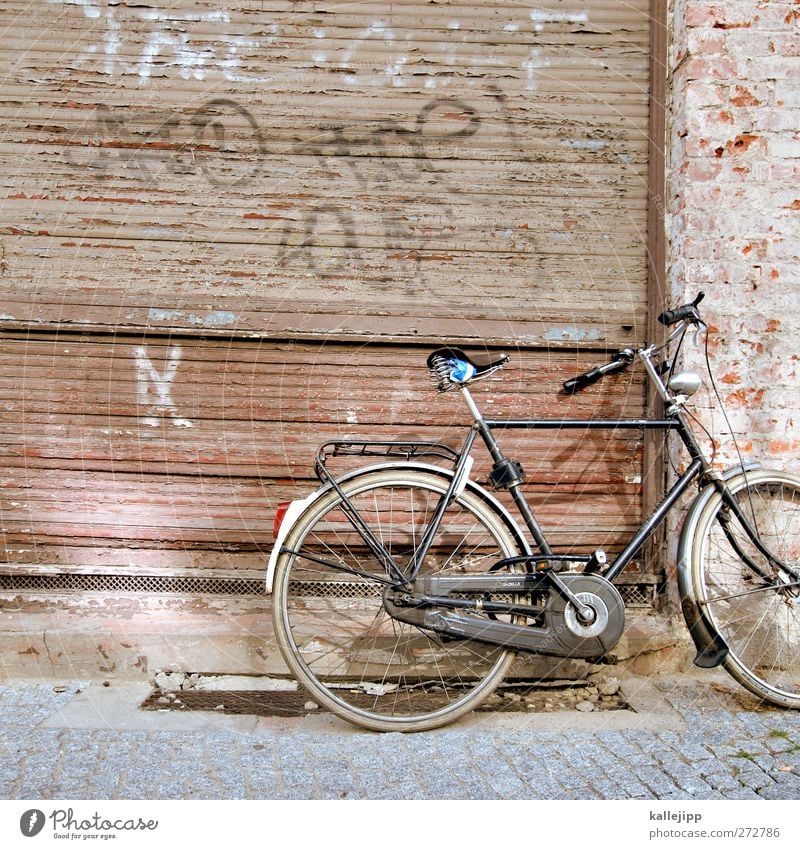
[667,371,702,396]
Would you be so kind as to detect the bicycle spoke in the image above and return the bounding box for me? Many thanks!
[273,469,521,731]
[692,471,800,706]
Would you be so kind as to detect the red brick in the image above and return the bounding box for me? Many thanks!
[728,84,761,107]
[742,239,769,259]
[682,55,743,80]
[725,133,765,155]
[754,108,800,132]
[685,160,725,180]
[685,2,761,29]
[770,34,800,56]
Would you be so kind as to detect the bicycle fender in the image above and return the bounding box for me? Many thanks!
[676,462,761,668]
[266,489,321,594]
[265,461,530,594]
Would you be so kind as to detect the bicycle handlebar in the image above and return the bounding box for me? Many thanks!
[562,292,706,394]
[658,291,705,326]
[562,349,635,395]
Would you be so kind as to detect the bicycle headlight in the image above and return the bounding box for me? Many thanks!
[668,371,702,397]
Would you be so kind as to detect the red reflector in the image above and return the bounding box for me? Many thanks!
[273,501,291,539]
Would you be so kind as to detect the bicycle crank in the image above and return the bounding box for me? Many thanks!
[384,574,625,659]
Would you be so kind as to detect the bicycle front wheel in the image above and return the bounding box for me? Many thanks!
[690,469,800,707]
[272,467,525,732]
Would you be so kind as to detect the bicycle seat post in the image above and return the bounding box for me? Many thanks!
[459,385,504,465]
[459,385,553,557]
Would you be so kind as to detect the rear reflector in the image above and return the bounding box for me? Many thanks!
[273,501,292,539]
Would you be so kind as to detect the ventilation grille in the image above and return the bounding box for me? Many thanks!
[288,580,383,598]
[0,573,658,606]
[620,582,657,607]
[0,573,264,596]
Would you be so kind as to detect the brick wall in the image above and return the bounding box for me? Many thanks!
[667,0,800,469]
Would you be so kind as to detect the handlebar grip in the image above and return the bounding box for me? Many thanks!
[563,366,606,394]
[562,350,635,395]
[658,291,705,326]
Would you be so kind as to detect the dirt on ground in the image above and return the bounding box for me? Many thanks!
[141,673,630,717]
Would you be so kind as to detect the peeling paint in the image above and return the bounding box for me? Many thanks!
[530,9,589,30]
[148,308,236,327]
[148,308,183,323]
[562,139,609,152]
[201,311,237,327]
[544,326,602,343]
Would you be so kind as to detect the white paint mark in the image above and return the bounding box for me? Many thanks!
[531,9,589,23]
[345,410,359,424]
[48,0,100,19]
[531,9,589,32]
[148,308,182,322]
[522,49,551,91]
[543,326,602,343]
[103,8,121,77]
[148,308,235,327]
[134,346,194,428]
[386,56,408,86]
[447,21,460,30]
[503,22,520,32]
[562,139,608,151]
[202,311,236,327]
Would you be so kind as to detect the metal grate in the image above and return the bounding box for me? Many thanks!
[620,583,657,607]
[290,580,656,607]
[289,580,383,598]
[0,573,265,596]
[0,573,658,606]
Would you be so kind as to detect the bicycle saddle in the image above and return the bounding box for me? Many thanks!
[427,347,509,392]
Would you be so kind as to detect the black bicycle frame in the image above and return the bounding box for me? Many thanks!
[299,334,794,592]
[407,376,708,584]
[467,412,704,583]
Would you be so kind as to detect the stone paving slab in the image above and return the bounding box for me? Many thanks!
[1,671,800,800]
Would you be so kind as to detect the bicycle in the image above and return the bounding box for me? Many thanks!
[266,293,800,732]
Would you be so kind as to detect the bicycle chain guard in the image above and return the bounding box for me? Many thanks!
[384,573,625,659]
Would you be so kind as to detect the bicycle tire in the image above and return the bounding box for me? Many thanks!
[272,467,525,732]
[689,469,800,708]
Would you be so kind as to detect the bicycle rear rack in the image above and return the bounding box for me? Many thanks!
[314,440,460,485]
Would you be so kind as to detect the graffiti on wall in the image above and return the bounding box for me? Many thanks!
[62,91,532,277]
[65,98,267,188]
[134,345,193,428]
[46,1,593,91]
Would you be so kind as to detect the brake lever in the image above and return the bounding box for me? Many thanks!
[691,320,707,348]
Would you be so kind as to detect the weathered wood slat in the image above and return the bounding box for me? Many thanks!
[1,0,651,341]
[0,0,653,592]
[0,334,645,563]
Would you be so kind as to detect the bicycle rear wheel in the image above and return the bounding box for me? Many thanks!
[690,469,800,707]
[272,467,525,732]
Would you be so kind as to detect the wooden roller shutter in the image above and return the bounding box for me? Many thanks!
[0,0,660,664]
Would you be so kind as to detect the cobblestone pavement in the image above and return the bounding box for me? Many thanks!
[1,671,800,800]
